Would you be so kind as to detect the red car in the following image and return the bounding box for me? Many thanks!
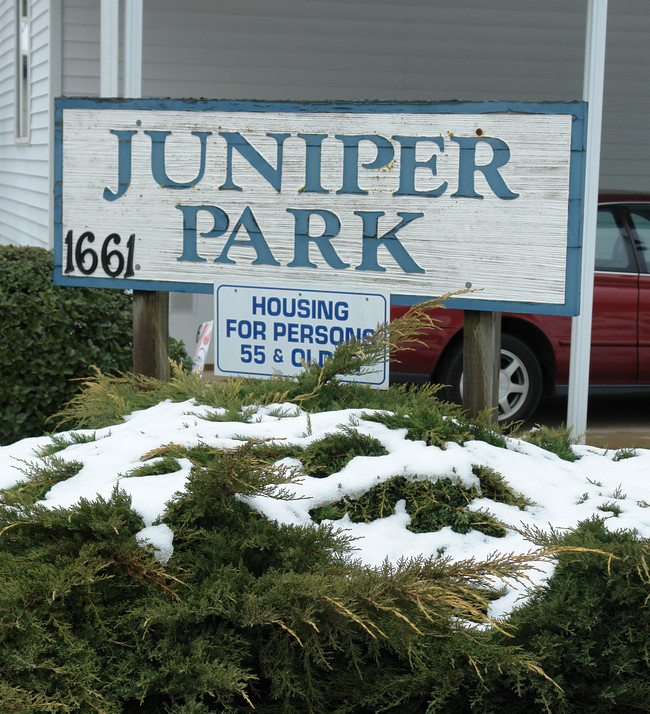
[390,192,650,423]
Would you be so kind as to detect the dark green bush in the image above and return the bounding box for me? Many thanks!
[0,246,190,446]
[0,246,132,445]
[309,465,532,539]
[300,426,389,477]
[523,424,580,462]
[490,518,650,712]
[364,401,508,449]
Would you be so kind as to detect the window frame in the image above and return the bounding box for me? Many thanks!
[15,0,30,143]
[594,205,639,275]
[620,204,650,275]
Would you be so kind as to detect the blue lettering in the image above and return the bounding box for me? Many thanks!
[219,132,290,192]
[297,299,310,317]
[175,205,228,262]
[225,319,237,337]
[145,130,211,189]
[287,209,349,270]
[334,302,349,320]
[450,136,519,200]
[315,325,329,344]
[316,300,332,320]
[336,134,394,195]
[282,298,296,317]
[103,129,137,201]
[252,296,266,315]
[214,206,280,266]
[291,348,308,367]
[298,133,329,194]
[225,320,267,340]
[300,324,314,342]
[267,298,281,316]
[288,323,299,342]
[354,211,425,274]
[330,327,345,345]
[345,327,363,342]
[392,136,448,197]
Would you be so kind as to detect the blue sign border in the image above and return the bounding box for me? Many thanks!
[53,97,586,316]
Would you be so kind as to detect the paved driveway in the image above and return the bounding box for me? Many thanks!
[530,390,650,450]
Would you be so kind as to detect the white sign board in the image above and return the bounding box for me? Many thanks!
[54,98,585,315]
[214,283,390,386]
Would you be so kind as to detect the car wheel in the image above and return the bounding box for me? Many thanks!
[436,334,543,424]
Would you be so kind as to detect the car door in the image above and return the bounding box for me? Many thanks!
[589,205,639,384]
[623,206,650,382]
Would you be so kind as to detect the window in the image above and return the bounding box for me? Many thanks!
[595,208,635,273]
[626,208,650,274]
[15,0,30,141]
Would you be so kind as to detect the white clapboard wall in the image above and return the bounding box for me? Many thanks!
[0,0,50,248]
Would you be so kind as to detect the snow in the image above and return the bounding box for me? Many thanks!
[1,398,649,620]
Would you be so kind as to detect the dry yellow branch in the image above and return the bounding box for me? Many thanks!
[323,595,385,640]
[0,520,37,537]
[272,620,304,647]
[363,597,424,635]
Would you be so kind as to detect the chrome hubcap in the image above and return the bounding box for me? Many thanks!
[459,348,529,421]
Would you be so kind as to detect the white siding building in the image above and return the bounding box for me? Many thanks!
[2,0,650,354]
[0,0,52,247]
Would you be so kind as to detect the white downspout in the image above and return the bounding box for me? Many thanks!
[567,0,608,443]
[124,0,143,98]
[100,0,119,98]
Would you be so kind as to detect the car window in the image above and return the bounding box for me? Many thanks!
[626,208,650,273]
[595,208,636,272]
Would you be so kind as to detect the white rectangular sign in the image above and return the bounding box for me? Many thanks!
[54,98,585,315]
[214,283,390,386]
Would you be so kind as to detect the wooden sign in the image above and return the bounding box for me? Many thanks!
[54,98,585,315]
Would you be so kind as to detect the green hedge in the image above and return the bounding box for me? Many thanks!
[0,246,189,446]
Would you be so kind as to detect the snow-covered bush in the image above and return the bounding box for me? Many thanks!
[2,307,648,711]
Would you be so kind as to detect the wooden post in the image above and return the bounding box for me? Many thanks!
[121,2,169,381]
[462,310,501,423]
[133,290,169,381]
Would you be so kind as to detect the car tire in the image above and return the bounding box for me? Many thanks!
[436,334,543,424]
